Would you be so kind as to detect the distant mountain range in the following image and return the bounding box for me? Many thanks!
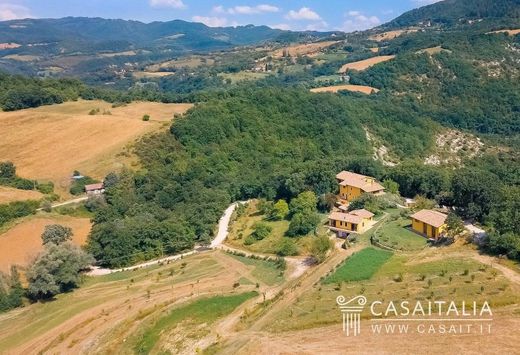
[0,17,338,56]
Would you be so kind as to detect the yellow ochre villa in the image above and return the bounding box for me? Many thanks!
[336,171,385,203]
[411,209,448,240]
[328,209,375,238]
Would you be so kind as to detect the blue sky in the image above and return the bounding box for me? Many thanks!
[0,0,441,31]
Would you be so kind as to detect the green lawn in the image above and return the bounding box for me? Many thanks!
[228,254,284,286]
[226,201,319,255]
[134,292,258,354]
[323,247,393,284]
[377,218,428,251]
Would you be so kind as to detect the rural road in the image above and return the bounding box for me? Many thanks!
[88,200,249,276]
[210,201,248,248]
[37,196,88,211]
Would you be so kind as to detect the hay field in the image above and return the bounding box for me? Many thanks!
[487,29,520,36]
[2,54,40,62]
[311,84,379,95]
[369,29,418,42]
[0,186,43,204]
[271,41,341,58]
[146,56,215,71]
[0,215,91,272]
[132,71,175,79]
[0,100,193,197]
[339,55,395,73]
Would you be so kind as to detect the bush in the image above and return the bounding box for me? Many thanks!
[0,200,39,227]
[276,238,298,256]
[268,200,289,221]
[251,222,272,240]
[310,235,334,263]
[142,114,150,121]
[0,267,24,312]
[36,181,54,194]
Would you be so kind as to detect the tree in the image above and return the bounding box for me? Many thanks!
[310,235,334,263]
[413,195,436,211]
[451,169,500,221]
[41,224,73,245]
[0,161,16,179]
[318,193,337,212]
[446,212,465,238]
[268,200,289,221]
[382,179,399,195]
[27,243,94,300]
[286,210,320,237]
[289,191,318,216]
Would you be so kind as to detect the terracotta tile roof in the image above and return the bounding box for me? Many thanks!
[329,211,363,224]
[411,209,447,228]
[350,209,374,219]
[85,183,104,191]
[336,171,385,193]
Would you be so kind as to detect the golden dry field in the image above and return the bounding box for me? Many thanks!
[311,84,380,95]
[271,41,341,58]
[339,55,396,73]
[0,215,91,272]
[0,100,193,197]
[369,29,418,42]
[487,28,520,35]
[0,186,43,204]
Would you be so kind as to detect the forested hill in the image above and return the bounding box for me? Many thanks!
[0,17,334,55]
[385,0,520,28]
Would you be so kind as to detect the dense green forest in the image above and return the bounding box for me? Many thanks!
[386,0,520,28]
[85,87,519,266]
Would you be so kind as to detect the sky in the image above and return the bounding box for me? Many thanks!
[0,0,442,32]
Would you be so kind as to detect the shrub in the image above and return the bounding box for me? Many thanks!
[142,114,150,121]
[276,238,298,256]
[36,181,54,194]
[268,200,289,221]
[251,222,272,240]
[310,235,334,263]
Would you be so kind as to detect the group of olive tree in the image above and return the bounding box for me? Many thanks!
[26,225,94,300]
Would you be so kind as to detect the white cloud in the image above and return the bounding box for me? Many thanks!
[0,4,31,21]
[306,21,329,32]
[149,0,186,9]
[214,4,280,15]
[192,15,228,27]
[286,7,321,21]
[272,23,291,30]
[340,11,381,32]
[213,5,226,14]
